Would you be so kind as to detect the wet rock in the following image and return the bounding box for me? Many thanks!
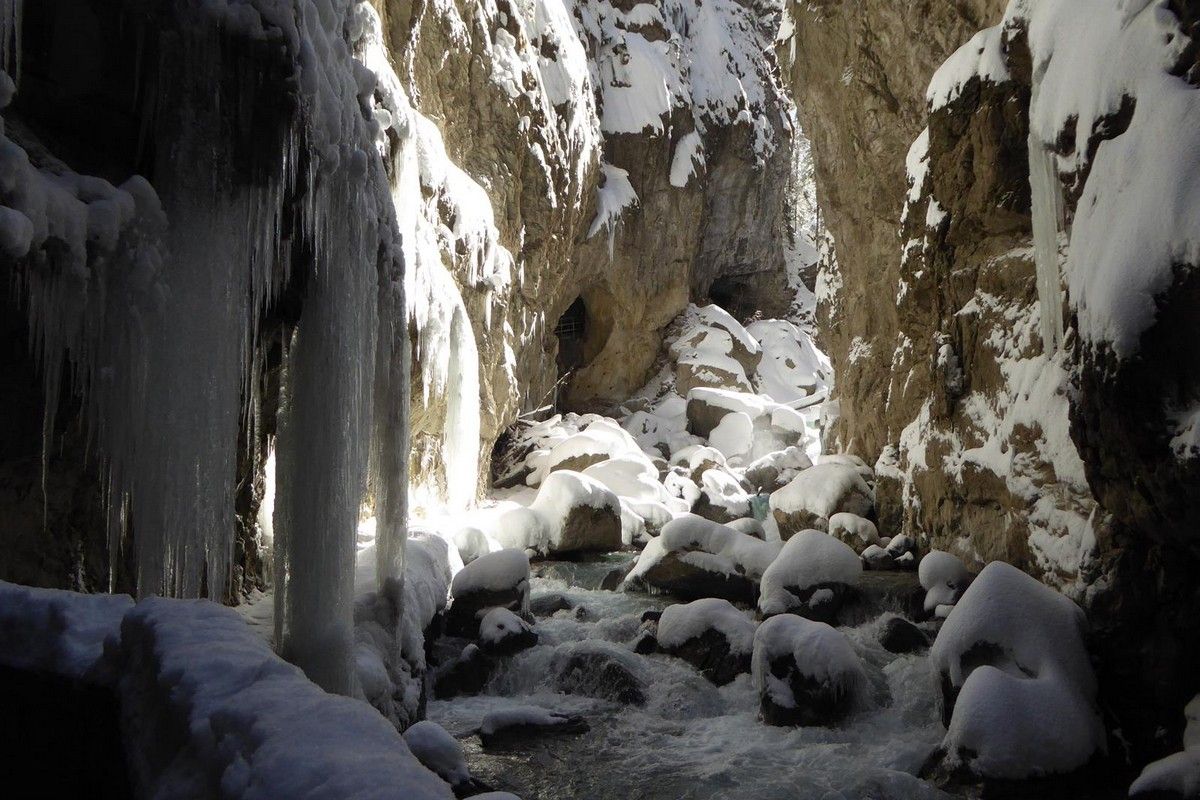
[632,551,759,604]
[478,707,590,749]
[660,627,751,686]
[553,642,646,706]
[529,593,574,617]
[478,608,538,657]
[879,616,929,654]
[632,630,659,655]
[600,558,636,591]
[433,644,495,699]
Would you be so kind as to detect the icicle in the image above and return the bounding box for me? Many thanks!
[1028,84,1066,353]
[1,0,22,87]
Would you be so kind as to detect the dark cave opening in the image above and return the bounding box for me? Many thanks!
[707,274,757,321]
[554,296,588,381]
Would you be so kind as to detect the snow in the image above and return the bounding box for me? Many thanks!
[480,607,534,648]
[827,513,879,547]
[926,25,1010,111]
[529,470,622,550]
[0,580,132,680]
[582,455,668,504]
[746,319,830,404]
[403,721,470,787]
[759,530,862,616]
[587,162,639,255]
[628,514,781,584]
[918,550,971,612]
[710,411,754,460]
[1011,0,1200,357]
[1130,749,1200,798]
[1187,694,1200,750]
[770,463,873,521]
[451,549,531,599]
[751,614,868,708]
[931,562,1103,778]
[657,598,757,655]
[670,131,706,188]
[118,596,454,800]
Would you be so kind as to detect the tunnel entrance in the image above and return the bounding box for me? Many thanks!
[554,296,588,379]
[707,275,757,321]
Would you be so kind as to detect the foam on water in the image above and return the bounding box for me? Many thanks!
[430,568,950,800]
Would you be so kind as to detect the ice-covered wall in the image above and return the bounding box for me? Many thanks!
[0,0,415,695]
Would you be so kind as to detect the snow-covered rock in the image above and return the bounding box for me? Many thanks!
[744,446,813,493]
[751,614,868,727]
[930,562,1103,779]
[1129,749,1200,799]
[657,598,756,685]
[447,549,531,637]
[770,463,874,538]
[529,470,623,555]
[478,607,538,657]
[827,512,880,549]
[625,514,781,602]
[478,706,589,749]
[918,550,972,613]
[403,721,471,788]
[759,530,863,620]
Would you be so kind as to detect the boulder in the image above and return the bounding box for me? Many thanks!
[656,598,756,685]
[744,446,813,493]
[553,642,646,705]
[861,544,896,571]
[478,608,538,657]
[879,616,929,654]
[759,530,862,622]
[529,470,623,555]
[752,614,867,726]
[433,644,495,699]
[827,512,880,549]
[478,707,590,749]
[447,549,530,637]
[770,463,874,538]
[624,515,781,604]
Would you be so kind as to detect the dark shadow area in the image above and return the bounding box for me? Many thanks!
[12,0,155,185]
[554,296,588,381]
[0,665,132,798]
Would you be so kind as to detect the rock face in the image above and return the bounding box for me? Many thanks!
[375,0,800,505]
[785,0,1200,763]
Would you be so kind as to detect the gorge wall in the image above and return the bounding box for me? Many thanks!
[786,0,1200,762]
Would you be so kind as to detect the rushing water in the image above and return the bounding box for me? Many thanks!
[430,558,953,800]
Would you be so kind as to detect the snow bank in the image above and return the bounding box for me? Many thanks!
[118,596,454,800]
[759,531,862,616]
[827,513,879,547]
[1130,749,1200,798]
[657,598,756,655]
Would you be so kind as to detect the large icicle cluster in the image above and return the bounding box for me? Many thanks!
[2,0,412,695]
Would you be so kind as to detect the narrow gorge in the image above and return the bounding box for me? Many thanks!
[1,0,1198,798]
